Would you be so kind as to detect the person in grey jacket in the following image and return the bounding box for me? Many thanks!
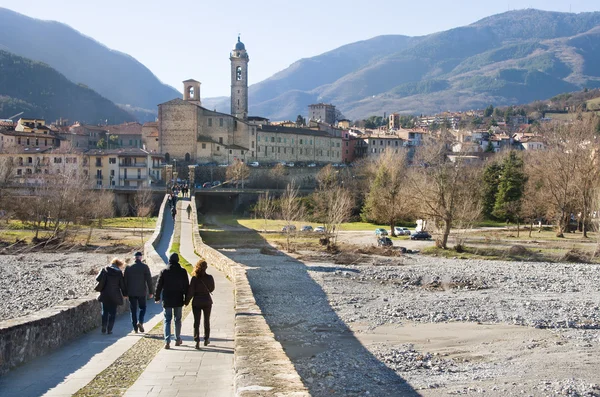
[124,252,154,333]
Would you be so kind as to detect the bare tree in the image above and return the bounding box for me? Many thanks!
[572,116,600,238]
[408,141,483,249]
[83,189,115,245]
[362,150,412,236]
[271,163,286,189]
[255,191,275,233]
[134,185,154,246]
[226,160,251,188]
[0,156,16,225]
[280,181,303,252]
[528,120,591,237]
[521,166,551,237]
[313,165,353,247]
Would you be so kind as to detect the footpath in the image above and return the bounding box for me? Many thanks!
[0,195,234,397]
[124,197,234,397]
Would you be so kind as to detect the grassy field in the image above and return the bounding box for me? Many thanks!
[100,217,157,229]
[203,215,413,232]
[0,217,153,250]
[586,97,600,111]
[546,111,600,121]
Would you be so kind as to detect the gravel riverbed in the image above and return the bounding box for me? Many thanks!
[221,248,600,397]
[0,253,118,321]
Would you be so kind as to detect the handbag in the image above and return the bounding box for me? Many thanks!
[94,269,107,292]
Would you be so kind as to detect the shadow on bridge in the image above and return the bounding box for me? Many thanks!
[199,217,421,396]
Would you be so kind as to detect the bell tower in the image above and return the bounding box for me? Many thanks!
[183,79,201,105]
[230,35,249,120]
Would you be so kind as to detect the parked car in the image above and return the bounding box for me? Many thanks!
[286,162,295,167]
[212,181,221,186]
[377,237,393,247]
[393,227,411,236]
[314,226,326,233]
[410,231,432,240]
[301,225,313,232]
[202,182,212,188]
[282,225,297,232]
[249,161,260,167]
[307,163,317,168]
[279,161,287,166]
[375,228,388,236]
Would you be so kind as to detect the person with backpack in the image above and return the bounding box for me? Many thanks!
[95,258,127,334]
[185,260,215,349]
[155,253,189,349]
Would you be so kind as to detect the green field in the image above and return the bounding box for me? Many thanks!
[586,97,600,111]
[202,215,413,232]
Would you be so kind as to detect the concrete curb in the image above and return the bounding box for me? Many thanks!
[190,200,309,396]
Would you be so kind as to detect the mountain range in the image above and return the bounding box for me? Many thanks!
[1,8,600,122]
[0,7,179,121]
[206,9,600,120]
[0,50,134,124]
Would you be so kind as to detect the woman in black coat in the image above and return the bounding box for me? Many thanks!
[96,258,127,334]
[185,260,215,349]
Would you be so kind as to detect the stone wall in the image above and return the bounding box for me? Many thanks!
[189,198,309,396]
[0,195,169,375]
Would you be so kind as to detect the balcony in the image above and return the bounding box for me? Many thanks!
[120,175,147,181]
[119,162,147,168]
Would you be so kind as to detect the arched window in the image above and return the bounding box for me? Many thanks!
[188,86,195,99]
[236,66,242,81]
[185,153,191,162]
[164,153,170,163]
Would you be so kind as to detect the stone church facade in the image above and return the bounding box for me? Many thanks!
[157,37,342,165]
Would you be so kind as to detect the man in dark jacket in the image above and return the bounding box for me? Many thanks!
[124,252,154,333]
[155,253,189,349]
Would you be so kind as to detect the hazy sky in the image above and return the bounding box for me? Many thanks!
[1,0,599,98]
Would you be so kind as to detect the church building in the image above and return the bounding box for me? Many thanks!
[157,37,342,165]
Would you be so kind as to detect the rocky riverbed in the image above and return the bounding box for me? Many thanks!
[221,248,600,396]
[0,253,119,321]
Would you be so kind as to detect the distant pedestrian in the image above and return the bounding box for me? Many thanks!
[167,194,173,208]
[171,206,177,220]
[186,204,192,219]
[96,258,127,335]
[124,252,154,333]
[155,253,189,349]
[185,260,215,349]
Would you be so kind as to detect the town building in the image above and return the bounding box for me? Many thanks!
[85,148,164,188]
[0,118,61,153]
[308,103,336,125]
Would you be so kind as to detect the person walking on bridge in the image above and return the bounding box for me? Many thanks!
[185,260,215,349]
[155,253,189,349]
[124,252,154,333]
[96,258,127,335]
[171,206,177,221]
[186,203,192,219]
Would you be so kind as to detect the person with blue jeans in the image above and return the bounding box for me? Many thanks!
[124,252,154,333]
[96,258,127,334]
[155,253,189,349]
